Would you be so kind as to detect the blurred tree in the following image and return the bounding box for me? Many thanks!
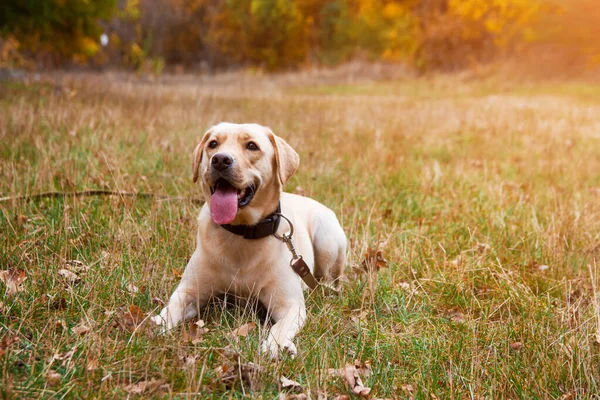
[1,0,597,73]
[207,0,308,70]
[0,0,118,65]
[354,0,419,61]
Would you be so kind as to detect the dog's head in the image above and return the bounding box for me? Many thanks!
[192,123,299,226]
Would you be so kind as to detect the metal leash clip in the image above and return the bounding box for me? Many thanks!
[272,213,319,289]
[281,233,300,265]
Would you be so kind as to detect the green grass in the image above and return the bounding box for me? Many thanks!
[1,73,600,398]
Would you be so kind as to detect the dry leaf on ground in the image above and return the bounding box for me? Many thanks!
[49,347,76,369]
[123,378,168,394]
[46,370,62,387]
[230,322,257,338]
[183,320,209,344]
[343,363,371,397]
[0,269,27,295]
[127,282,140,294]
[510,341,524,351]
[116,305,146,332]
[58,268,80,283]
[280,375,303,392]
[351,309,370,324]
[216,360,261,390]
[446,308,466,322]
[65,260,89,273]
[72,323,91,336]
[359,248,388,273]
[86,358,99,372]
[280,394,308,400]
[179,354,199,369]
[401,383,415,393]
[0,335,19,358]
[328,360,372,378]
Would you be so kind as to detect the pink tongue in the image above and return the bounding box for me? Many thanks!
[210,186,238,225]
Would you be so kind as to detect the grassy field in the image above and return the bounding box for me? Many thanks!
[1,71,600,399]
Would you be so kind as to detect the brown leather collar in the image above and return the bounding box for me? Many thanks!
[220,203,281,239]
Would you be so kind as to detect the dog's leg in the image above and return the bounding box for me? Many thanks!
[151,251,214,331]
[313,210,347,285]
[259,287,306,358]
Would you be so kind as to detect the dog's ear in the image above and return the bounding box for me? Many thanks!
[192,128,213,183]
[268,130,300,186]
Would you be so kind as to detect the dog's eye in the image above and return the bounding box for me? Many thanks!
[246,141,259,151]
[208,140,218,149]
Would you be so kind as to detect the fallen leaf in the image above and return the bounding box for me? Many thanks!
[57,319,70,331]
[123,378,168,395]
[446,308,466,322]
[172,268,183,278]
[343,363,371,397]
[179,354,198,369]
[16,214,28,227]
[351,309,370,324]
[46,370,62,387]
[360,248,388,273]
[127,282,139,294]
[58,268,80,283]
[401,383,414,393]
[183,320,209,344]
[117,305,146,332]
[280,394,308,400]
[333,395,351,400]
[510,341,523,351]
[280,375,303,392]
[65,260,89,273]
[72,323,91,336]
[476,243,491,252]
[450,256,462,267]
[50,347,76,368]
[151,297,165,306]
[231,322,257,338]
[86,358,99,372]
[0,269,27,295]
[216,360,261,390]
[0,335,19,359]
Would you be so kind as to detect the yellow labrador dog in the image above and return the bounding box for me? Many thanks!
[152,122,346,357]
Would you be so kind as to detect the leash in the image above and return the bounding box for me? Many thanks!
[272,213,320,290]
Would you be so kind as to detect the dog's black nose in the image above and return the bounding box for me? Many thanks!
[211,153,234,171]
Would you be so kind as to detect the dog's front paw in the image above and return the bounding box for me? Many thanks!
[261,334,297,359]
[150,308,174,334]
[150,314,169,335]
[150,314,165,326]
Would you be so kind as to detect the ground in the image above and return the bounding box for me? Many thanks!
[1,71,600,398]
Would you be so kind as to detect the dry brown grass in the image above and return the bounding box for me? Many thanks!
[1,71,600,398]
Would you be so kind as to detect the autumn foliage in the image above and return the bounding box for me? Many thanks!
[0,0,598,71]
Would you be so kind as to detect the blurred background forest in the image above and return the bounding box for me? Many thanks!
[0,0,599,75]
